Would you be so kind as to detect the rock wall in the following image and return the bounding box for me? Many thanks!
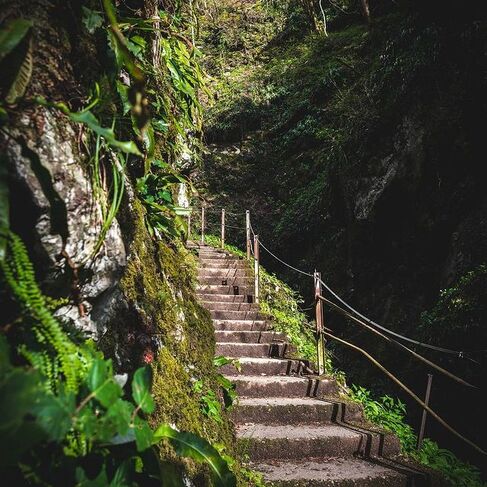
[1,0,237,481]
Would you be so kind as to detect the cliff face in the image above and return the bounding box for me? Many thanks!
[199,0,487,468]
[1,0,236,482]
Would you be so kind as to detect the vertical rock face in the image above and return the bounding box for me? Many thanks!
[6,110,127,338]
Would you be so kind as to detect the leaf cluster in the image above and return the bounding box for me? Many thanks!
[349,385,485,487]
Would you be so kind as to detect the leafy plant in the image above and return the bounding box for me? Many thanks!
[0,232,236,486]
[136,159,188,238]
[349,385,485,487]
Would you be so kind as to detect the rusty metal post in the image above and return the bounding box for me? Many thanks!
[417,374,433,450]
[221,209,225,249]
[200,205,205,244]
[246,210,251,260]
[254,234,260,303]
[314,271,326,375]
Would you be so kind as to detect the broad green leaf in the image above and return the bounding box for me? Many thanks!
[0,18,32,62]
[32,390,75,441]
[134,416,153,452]
[152,425,236,487]
[132,366,155,414]
[87,359,122,408]
[36,97,141,155]
[82,7,104,34]
[88,358,110,391]
[106,398,134,436]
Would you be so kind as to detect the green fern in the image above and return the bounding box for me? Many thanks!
[0,231,90,392]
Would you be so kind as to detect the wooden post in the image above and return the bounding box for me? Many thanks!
[221,209,225,249]
[200,205,205,244]
[246,210,251,260]
[254,234,260,303]
[314,271,326,375]
[417,374,433,450]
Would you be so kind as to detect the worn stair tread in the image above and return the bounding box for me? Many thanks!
[236,423,401,460]
[237,423,363,440]
[250,458,409,485]
[215,330,287,343]
[203,302,260,311]
[212,319,268,331]
[220,357,304,376]
[238,397,333,407]
[216,342,287,358]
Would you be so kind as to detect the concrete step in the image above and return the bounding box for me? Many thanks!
[220,357,304,375]
[199,294,248,303]
[237,423,401,461]
[250,458,411,486]
[232,397,364,425]
[210,309,263,320]
[216,342,288,358]
[198,268,251,278]
[210,309,262,320]
[199,276,254,286]
[199,261,249,269]
[229,375,337,398]
[213,320,269,331]
[196,285,253,295]
[215,330,287,343]
[233,397,331,424]
[203,301,259,312]
[199,253,239,260]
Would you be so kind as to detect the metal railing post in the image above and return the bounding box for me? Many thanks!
[221,209,225,249]
[246,210,251,260]
[417,374,433,450]
[314,271,326,375]
[200,205,205,244]
[254,234,260,303]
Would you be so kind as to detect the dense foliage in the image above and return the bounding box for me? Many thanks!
[0,1,240,485]
[0,231,236,485]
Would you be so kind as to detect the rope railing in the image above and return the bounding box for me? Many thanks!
[318,295,476,388]
[186,202,486,455]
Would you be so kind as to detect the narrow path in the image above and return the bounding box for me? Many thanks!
[192,242,427,486]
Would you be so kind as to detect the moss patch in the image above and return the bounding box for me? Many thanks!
[117,201,239,483]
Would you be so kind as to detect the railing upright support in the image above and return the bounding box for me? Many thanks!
[200,205,205,244]
[314,271,326,375]
[254,234,260,303]
[246,210,251,260]
[417,374,434,450]
[221,209,225,249]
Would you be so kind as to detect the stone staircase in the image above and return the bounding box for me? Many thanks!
[192,242,433,486]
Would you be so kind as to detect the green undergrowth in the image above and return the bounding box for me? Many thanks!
[349,386,485,487]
